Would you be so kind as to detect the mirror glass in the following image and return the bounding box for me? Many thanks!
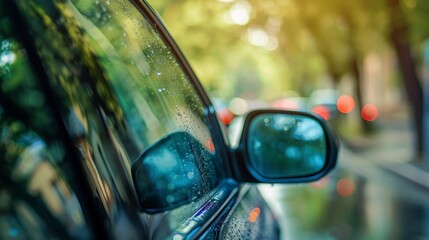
[132,131,220,212]
[247,113,327,178]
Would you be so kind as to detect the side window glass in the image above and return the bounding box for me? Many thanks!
[70,3,225,212]
[71,1,216,158]
[73,3,225,212]
[0,12,91,239]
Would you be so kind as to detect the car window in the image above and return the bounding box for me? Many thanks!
[10,0,226,238]
[70,1,225,212]
[0,14,92,239]
[73,0,217,158]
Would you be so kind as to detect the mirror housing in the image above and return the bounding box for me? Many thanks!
[132,131,218,214]
[232,109,338,183]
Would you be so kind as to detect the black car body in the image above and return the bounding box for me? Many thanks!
[0,0,338,239]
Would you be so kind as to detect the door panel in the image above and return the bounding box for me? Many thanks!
[219,185,280,240]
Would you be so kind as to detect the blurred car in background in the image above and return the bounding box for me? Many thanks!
[272,97,309,111]
[0,0,338,239]
[308,89,341,120]
[211,97,236,125]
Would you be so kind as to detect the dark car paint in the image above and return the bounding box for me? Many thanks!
[2,0,280,239]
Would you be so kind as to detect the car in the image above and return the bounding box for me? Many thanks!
[272,97,309,111]
[307,89,341,120]
[0,0,338,239]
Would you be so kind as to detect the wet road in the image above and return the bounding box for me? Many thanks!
[259,147,429,240]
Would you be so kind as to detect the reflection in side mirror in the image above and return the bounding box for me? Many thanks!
[248,114,327,178]
[236,110,338,183]
[131,131,219,214]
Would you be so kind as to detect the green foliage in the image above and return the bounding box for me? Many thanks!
[147,0,427,102]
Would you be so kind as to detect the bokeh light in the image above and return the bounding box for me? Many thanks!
[361,104,379,121]
[312,105,330,120]
[337,95,355,113]
[272,99,300,110]
[336,178,356,197]
[248,207,261,223]
[228,1,251,25]
[205,138,216,153]
[229,97,248,115]
[310,177,329,189]
[217,108,235,125]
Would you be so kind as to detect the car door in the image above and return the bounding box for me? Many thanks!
[1,0,279,239]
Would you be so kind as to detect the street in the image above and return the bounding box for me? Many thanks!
[259,147,429,240]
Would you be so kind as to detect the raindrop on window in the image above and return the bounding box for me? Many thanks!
[187,172,194,179]
[166,195,174,203]
[172,234,184,240]
[167,183,175,190]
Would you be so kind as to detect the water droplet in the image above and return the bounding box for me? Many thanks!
[166,195,174,203]
[167,183,175,190]
[123,32,127,37]
[156,72,161,76]
[173,234,184,240]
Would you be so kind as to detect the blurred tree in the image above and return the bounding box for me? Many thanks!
[386,0,426,158]
[150,0,317,99]
[149,0,427,156]
[292,0,388,132]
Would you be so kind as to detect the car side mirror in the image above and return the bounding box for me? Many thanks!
[233,110,338,183]
[131,131,218,214]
